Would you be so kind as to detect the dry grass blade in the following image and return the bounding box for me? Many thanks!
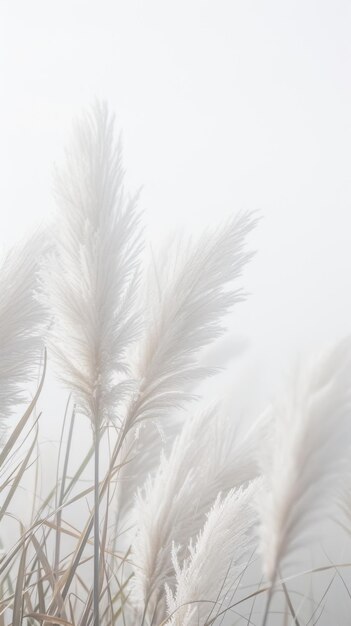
[24,613,74,625]
[0,350,46,470]
[31,535,67,618]
[13,540,27,626]
[37,562,46,615]
[0,425,38,525]
[45,425,126,614]
[281,581,300,626]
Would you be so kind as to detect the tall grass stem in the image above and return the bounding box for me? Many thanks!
[93,427,100,626]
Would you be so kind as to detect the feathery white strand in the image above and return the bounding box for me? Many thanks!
[0,232,45,429]
[46,103,142,427]
[118,213,257,515]
[131,407,265,618]
[166,482,258,626]
[131,213,257,426]
[257,337,351,583]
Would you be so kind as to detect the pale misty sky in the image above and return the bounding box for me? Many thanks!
[1,0,351,403]
[1,7,351,622]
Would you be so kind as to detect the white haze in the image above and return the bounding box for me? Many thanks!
[1,2,351,624]
[1,0,350,378]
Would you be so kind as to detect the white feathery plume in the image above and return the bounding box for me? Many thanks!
[131,407,266,619]
[257,337,351,585]
[46,102,142,427]
[0,232,45,431]
[118,213,257,514]
[166,482,258,626]
[131,212,257,426]
[45,102,142,626]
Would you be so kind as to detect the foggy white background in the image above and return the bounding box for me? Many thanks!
[1,2,351,623]
[0,0,350,465]
[1,0,351,386]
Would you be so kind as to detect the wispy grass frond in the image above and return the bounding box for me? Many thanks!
[0,231,45,430]
[131,212,257,426]
[166,481,258,626]
[130,407,265,618]
[257,337,351,583]
[46,102,142,427]
[118,213,257,516]
[43,102,143,626]
[2,103,351,626]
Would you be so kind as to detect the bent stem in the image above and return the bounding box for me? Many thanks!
[263,569,300,626]
[93,426,100,626]
[281,574,300,626]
